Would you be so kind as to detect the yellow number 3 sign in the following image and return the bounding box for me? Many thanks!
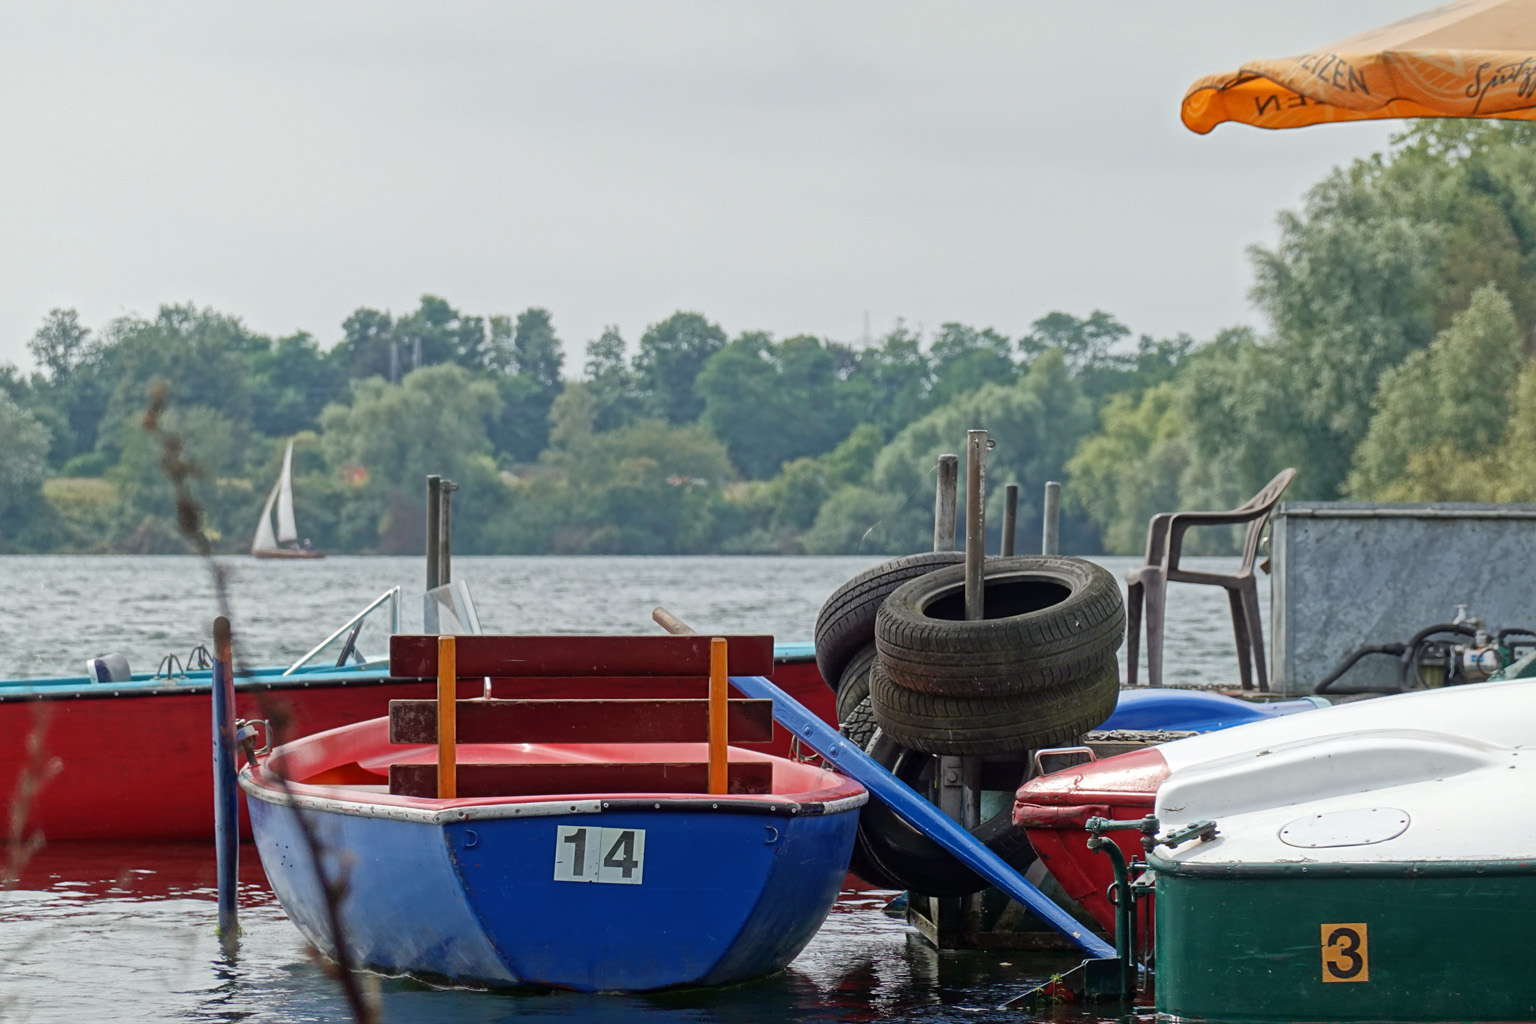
[1321,923,1370,983]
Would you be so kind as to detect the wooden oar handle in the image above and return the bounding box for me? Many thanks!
[651,606,696,636]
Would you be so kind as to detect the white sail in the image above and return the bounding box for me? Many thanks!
[252,478,280,553]
[275,440,298,544]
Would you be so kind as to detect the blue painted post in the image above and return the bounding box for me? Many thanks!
[212,616,239,954]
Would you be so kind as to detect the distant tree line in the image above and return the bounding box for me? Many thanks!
[3,122,1534,557]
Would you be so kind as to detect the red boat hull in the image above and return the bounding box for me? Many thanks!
[1012,746,1170,939]
[2,659,832,841]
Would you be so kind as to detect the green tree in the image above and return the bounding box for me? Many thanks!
[1347,285,1523,499]
[93,305,261,463]
[319,363,503,552]
[0,392,51,550]
[110,405,247,553]
[336,307,397,380]
[1066,382,1189,554]
[395,295,488,371]
[841,323,931,437]
[249,331,350,437]
[22,309,111,467]
[486,308,566,462]
[633,312,727,424]
[697,333,859,479]
[585,326,642,431]
[812,351,1094,553]
[928,323,1018,406]
[1021,310,1130,371]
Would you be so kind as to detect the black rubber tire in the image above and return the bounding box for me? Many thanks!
[836,644,877,721]
[868,656,1119,756]
[814,552,964,689]
[846,733,1036,897]
[875,555,1124,698]
[836,644,880,751]
[839,696,880,754]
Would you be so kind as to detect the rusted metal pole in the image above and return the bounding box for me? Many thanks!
[934,454,958,552]
[1042,480,1061,555]
[437,635,457,799]
[211,616,238,955]
[708,638,729,795]
[965,431,987,621]
[1002,483,1018,556]
[425,475,442,591]
[439,479,458,586]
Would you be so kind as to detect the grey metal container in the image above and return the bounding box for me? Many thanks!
[1271,502,1536,695]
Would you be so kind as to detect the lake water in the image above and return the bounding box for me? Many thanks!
[0,554,1262,1023]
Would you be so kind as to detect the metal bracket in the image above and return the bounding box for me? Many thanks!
[234,719,272,767]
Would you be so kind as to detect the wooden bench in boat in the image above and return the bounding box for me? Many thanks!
[386,634,778,799]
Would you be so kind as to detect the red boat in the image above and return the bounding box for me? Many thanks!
[1011,746,1170,938]
[1,603,831,842]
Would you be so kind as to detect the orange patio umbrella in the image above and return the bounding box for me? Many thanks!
[1182,0,1536,133]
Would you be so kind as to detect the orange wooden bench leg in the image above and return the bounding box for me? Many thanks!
[438,634,457,799]
[709,637,728,795]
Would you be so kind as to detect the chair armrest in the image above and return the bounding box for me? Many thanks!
[1164,508,1272,569]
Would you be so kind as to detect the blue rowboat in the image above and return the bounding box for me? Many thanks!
[241,631,868,992]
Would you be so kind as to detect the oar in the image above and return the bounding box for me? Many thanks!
[652,608,1113,959]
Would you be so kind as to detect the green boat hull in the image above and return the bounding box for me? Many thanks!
[1155,862,1536,1022]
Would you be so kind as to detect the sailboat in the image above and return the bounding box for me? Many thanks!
[252,440,323,559]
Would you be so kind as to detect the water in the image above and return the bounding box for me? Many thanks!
[0,554,1261,1023]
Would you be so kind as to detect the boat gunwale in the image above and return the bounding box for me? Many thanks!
[0,651,819,703]
[239,762,869,823]
[1148,850,1536,878]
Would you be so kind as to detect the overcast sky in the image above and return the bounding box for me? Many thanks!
[0,2,1419,373]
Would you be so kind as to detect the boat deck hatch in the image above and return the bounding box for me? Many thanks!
[1279,806,1410,848]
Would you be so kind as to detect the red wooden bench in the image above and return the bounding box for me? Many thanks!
[385,634,777,799]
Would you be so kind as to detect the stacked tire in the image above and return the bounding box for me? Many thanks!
[870,556,1124,756]
[813,552,1124,895]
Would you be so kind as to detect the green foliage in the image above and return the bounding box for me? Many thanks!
[697,332,860,479]
[1067,382,1189,555]
[249,331,349,436]
[319,364,502,552]
[839,323,931,437]
[584,326,642,432]
[1347,285,1523,499]
[809,351,1095,554]
[109,405,248,553]
[928,323,1017,406]
[88,306,257,467]
[487,309,566,463]
[1021,310,1129,371]
[634,312,727,424]
[395,295,488,371]
[500,384,740,554]
[0,392,51,550]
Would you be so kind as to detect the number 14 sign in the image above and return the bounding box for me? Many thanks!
[553,825,646,885]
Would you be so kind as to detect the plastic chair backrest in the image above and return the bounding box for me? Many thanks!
[1238,468,1297,572]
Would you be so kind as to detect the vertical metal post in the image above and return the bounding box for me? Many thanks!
[425,475,442,591]
[211,616,238,956]
[708,638,729,795]
[934,454,958,552]
[1002,484,1018,556]
[965,431,987,621]
[439,479,457,585]
[437,635,457,799]
[1042,481,1061,555]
